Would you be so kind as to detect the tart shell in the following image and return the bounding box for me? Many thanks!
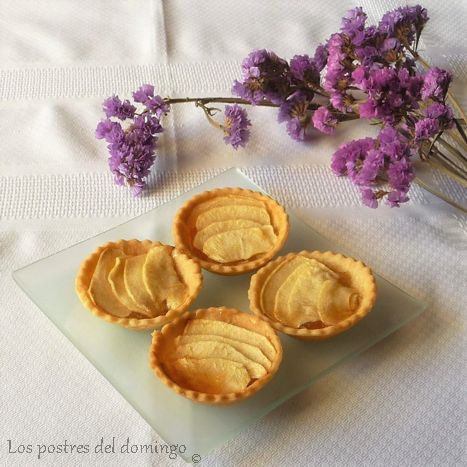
[248,251,377,340]
[149,307,283,404]
[75,239,203,330]
[172,188,289,275]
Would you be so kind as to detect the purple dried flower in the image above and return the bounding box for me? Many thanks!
[351,66,366,86]
[132,84,170,117]
[102,96,136,120]
[355,148,385,186]
[278,92,311,141]
[386,189,410,208]
[357,67,421,124]
[421,67,452,101]
[323,33,348,93]
[145,95,170,118]
[232,49,290,105]
[133,84,155,103]
[312,44,328,72]
[329,92,354,113]
[341,7,367,40]
[331,126,416,208]
[386,156,415,206]
[378,5,428,46]
[95,119,124,142]
[290,54,320,88]
[378,125,409,160]
[223,104,251,149]
[97,113,163,196]
[312,107,338,135]
[425,102,454,129]
[331,137,375,176]
[361,187,378,208]
[415,118,440,140]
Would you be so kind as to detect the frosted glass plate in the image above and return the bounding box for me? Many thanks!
[13,168,427,463]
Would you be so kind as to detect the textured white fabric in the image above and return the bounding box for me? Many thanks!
[0,1,466,466]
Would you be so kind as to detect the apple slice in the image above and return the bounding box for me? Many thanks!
[88,248,131,318]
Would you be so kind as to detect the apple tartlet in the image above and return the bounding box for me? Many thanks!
[248,251,376,340]
[149,307,283,404]
[75,239,202,330]
[172,188,289,275]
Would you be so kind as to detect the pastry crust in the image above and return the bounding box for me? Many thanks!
[172,188,289,275]
[248,251,377,340]
[75,239,203,330]
[149,307,283,404]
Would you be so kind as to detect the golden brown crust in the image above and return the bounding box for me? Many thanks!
[148,307,283,404]
[172,188,289,275]
[75,239,203,330]
[248,251,377,340]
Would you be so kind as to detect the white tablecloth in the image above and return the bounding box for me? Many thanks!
[1,1,466,466]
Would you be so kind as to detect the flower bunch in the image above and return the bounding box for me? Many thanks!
[96,5,465,209]
[95,85,169,195]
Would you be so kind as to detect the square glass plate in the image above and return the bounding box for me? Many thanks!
[13,168,427,462]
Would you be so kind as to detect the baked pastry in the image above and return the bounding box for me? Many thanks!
[75,239,202,330]
[172,188,289,275]
[149,307,283,404]
[248,251,376,340]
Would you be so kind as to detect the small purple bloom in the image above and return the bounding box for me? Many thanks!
[223,104,251,149]
[133,84,155,103]
[232,49,290,105]
[95,119,124,143]
[378,126,408,160]
[381,37,400,53]
[330,92,354,113]
[278,92,311,141]
[386,189,410,208]
[355,148,385,186]
[378,5,428,45]
[386,156,415,206]
[145,95,170,118]
[361,187,378,208]
[312,44,328,72]
[323,33,348,93]
[331,138,375,176]
[425,102,454,129]
[341,7,367,39]
[102,96,136,120]
[421,67,452,101]
[133,84,169,117]
[415,118,440,140]
[312,107,338,135]
[358,99,378,119]
[133,115,164,135]
[351,66,366,86]
[290,54,320,87]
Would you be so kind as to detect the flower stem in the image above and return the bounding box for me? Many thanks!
[196,101,224,130]
[414,176,467,213]
[165,97,279,107]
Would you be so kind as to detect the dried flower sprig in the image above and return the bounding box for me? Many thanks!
[96,5,466,210]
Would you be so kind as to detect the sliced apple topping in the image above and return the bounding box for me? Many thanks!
[163,317,278,394]
[190,195,278,263]
[108,257,151,316]
[167,357,251,394]
[88,244,188,318]
[88,248,133,318]
[260,255,360,328]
